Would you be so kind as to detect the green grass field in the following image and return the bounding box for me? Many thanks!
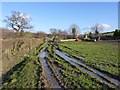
[45,43,110,89]
[58,41,119,77]
[2,40,119,89]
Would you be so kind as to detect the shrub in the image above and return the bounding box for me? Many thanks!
[83,37,90,41]
[113,29,120,39]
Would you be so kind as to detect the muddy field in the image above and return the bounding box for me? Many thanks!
[2,41,119,89]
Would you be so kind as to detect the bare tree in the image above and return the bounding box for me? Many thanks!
[50,28,57,39]
[91,23,110,40]
[57,29,68,40]
[91,24,103,40]
[34,31,46,38]
[91,24,103,35]
[50,28,58,35]
[70,24,79,39]
[4,11,33,34]
[50,28,68,40]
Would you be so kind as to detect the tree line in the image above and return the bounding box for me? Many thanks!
[3,11,120,40]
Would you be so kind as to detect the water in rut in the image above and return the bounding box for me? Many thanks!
[56,49,119,88]
[40,50,61,88]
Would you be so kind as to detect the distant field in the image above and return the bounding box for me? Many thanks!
[58,41,119,76]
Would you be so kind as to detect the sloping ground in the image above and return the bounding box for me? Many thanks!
[2,42,46,89]
[2,38,43,75]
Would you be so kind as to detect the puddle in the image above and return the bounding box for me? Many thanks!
[40,50,46,58]
[40,50,61,88]
[56,49,119,88]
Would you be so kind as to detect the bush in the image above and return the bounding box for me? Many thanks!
[113,29,120,39]
[83,37,90,41]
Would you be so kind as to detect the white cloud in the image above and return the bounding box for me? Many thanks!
[100,24,111,29]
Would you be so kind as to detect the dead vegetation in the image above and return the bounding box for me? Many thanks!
[1,28,44,75]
